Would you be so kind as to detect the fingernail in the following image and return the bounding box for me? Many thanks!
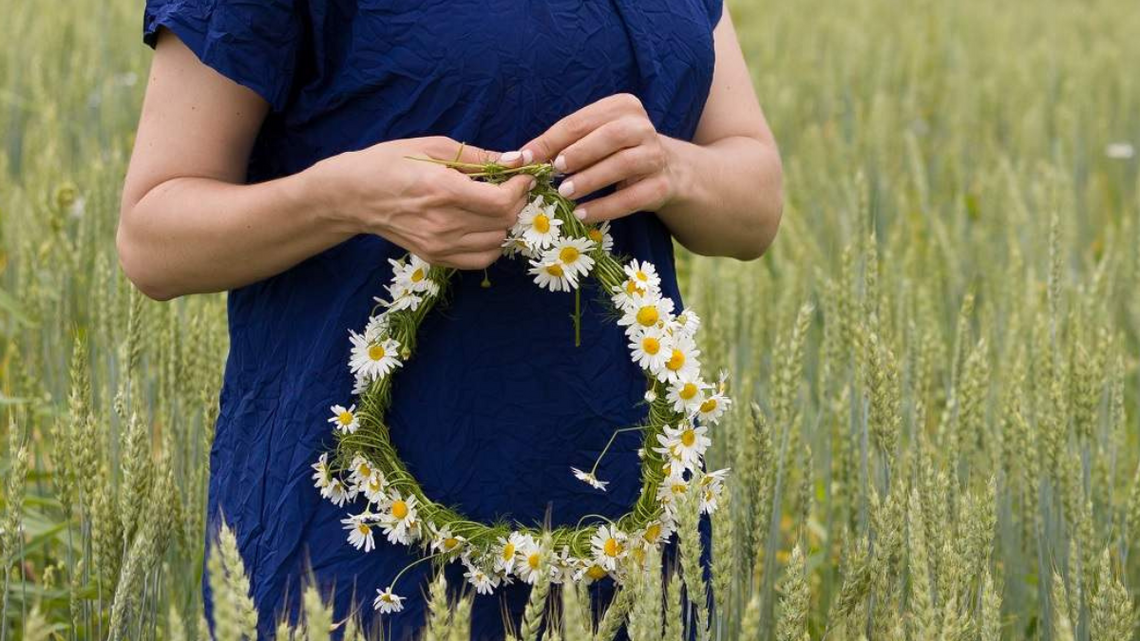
[558,181,576,198]
[521,149,534,164]
[500,151,521,163]
[554,155,568,172]
[573,207,587,221]
[527,177,537,190]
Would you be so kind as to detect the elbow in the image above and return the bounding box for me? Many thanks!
[732,170,784,262]
[116,204,177,302]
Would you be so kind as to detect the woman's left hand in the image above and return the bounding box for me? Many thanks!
[510,93,676,223]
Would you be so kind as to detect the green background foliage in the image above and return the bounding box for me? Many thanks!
[1,0,1138,638]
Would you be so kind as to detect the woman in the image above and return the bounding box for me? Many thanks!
[118,0,782,637]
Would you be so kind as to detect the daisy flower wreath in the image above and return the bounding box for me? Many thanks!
[309,156,731,612]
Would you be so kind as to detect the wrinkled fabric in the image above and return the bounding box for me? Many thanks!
[143,1,722,638]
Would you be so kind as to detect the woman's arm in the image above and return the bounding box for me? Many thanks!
[119,31,531,301]
[511,9,783,260]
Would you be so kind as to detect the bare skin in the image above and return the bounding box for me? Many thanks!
[118,8,781,301]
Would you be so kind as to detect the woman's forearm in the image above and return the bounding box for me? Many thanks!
[117,166,352,301]
[658,135,783,261]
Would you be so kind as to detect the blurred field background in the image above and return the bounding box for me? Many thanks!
[2,0,1139,639]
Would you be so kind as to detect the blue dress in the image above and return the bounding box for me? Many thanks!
[142,1,722,638]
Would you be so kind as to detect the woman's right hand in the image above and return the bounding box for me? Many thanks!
[314,137,534,270]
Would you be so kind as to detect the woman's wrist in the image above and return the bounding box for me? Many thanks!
[294,153,365,239]
[658,136,705,217]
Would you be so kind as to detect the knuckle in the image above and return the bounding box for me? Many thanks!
[617,93,643,111]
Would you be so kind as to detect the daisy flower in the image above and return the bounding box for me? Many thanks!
[378,491,419,545]
[657,333,700,383]
[373,587,404,613]
[363,313,390,342]
[656,422,711,474]
[655,471,690,514]
[514,534,545,584]
[696,390,731,424]
[623,259,661,292]
[389,254,438,296]
[590,524,628,571]
[323,477,352,507]
[576,561,610,585]
[375,285,424,313]
[611,277,650,311]
[463,563,500,595]
[348,331,402,381]
[529,259,579,292]
[549,546,577,585]
[327,403,359,434]
[495,532,529,576]
[617,291,674,336]
[349,456,388,504]
[635,520,672,549]
[628,326,669,373]
[586,221,614,253]
[311,453,332,491]
[700,468,731,514]
[673,308,701,337]
[501,234,537,259]
[342,511,377,552]
[429,524,466,556]
[571,467,609,491]
[666,375,709,415]
[542,237,596,280]
[515,196,562,249]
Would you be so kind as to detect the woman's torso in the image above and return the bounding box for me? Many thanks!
[159,0,721,636]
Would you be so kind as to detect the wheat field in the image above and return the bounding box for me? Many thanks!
[2,0,1139,639]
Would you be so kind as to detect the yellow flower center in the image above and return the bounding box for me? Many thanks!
[672,483,687,495]
[636,306,659,327]
[587,565,608,580]
[680,429,697,448]
[588,229,603,243]
[641,336,661,355]
[368,344,386,361]
[624,280,644,295]
[502,543,516,560]
[391,500,408,519]
[679,383,698,400]
[666,349,685,371]
[380,594,394,603]
[533,214,550,234]
[368,477,382,492]
[528,553,541,569]
[635,270,649,282]
[411,267,425,283]
[357,461,371,477]
[644,523,662,543]
[700,398,718,413]
[338,411,355,426]
[444,537,459,550]
[559,246,580,263]
[357,522,371,535]
[603,538,622,557]
[545,264,565,277]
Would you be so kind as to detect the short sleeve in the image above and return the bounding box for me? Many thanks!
[704,0,724,26]
[143,0,303,112]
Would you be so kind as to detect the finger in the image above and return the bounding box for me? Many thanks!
[441,173,533,220]
[445,230,509,254]
[556,145,661,201]
[572,175,671,224]
[420,137,497,166]
[552,116,656,175]
[440,249,502,271]
[520,93,647,164]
